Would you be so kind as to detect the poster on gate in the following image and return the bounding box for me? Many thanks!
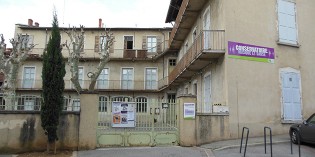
[112,101,136,127]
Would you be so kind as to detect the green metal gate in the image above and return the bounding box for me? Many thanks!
[97,98,179,147]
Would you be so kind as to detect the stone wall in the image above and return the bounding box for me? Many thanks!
[0,112,79,153]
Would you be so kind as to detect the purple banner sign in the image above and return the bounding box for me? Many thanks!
[228,41,275,63]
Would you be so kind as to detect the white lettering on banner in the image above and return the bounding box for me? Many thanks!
[235,44,268,57]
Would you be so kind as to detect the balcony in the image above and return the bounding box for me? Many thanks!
[28,46,169,61]
[15,79,158,92]
[169,0,207,50]
[168,30,225,86]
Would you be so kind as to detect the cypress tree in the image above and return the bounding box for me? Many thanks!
[41,11,65,150]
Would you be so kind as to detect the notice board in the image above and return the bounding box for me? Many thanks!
[112,101,136,127]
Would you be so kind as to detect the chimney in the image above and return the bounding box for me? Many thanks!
[99,18,102,28]
[28,19,33,26]
[35,22,39,27]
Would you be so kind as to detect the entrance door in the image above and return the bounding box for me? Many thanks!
[281,71,302,121]
[203,8,211,49]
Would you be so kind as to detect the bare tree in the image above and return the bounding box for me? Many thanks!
[0,34,35,108]
[64,26,114,93]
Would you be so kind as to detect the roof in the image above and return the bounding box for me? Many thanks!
[16,24,172,31]
[165,0,183,23]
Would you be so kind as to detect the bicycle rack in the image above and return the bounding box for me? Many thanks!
[240,127,249,157]
[290,128,301,157]
[264,127,273,157]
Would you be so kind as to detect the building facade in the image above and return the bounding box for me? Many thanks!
[1,0,315,150]
[163,0,315,142]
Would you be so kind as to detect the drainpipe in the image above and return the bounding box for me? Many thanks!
[45,29,48,51]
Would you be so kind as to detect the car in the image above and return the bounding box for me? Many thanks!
[289,113,315,144]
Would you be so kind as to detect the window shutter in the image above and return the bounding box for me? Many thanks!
[278,0,297,44]
[157,36,162,53]
[142,36,147,50]
[94,36,100,52]
[109,36,115,53]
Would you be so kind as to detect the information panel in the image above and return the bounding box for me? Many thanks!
[184,103,195,120]
[112,102,136,127]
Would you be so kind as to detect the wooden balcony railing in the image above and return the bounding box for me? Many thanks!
[168,30,225,85]
[15,79,159,91]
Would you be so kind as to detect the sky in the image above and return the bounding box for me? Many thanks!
[0,0,172,46]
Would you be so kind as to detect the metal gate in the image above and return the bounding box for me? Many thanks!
[97,98,179,147]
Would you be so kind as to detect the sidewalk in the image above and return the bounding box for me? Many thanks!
[200,134,290,151]
[200,134,315,157]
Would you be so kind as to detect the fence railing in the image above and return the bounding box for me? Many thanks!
[29,40,169,60]
[15,79,158,91]
[168,30,225,84]
[0,94,80,112]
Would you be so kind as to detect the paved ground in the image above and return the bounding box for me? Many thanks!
[76,146,214,157]
[2,134,315,157]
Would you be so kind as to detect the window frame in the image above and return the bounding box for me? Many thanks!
[97,68,109,89]
[145,67,158,90]
[121,68,134,90]
[22,66,36,88]
[147,36,157,53]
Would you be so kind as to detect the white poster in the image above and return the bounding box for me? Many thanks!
[184,103,195,120]
[112,102,136,127]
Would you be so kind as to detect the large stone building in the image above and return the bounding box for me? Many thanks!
[0,0,315,151]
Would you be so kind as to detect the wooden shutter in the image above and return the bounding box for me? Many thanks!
[157,36,162,53]
[142,36,147,50]
[94,36,99,52]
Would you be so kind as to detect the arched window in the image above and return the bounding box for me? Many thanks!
[136,97,147,113]
[99,96,108,112]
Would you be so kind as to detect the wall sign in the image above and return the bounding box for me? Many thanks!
[184,103,195,120]
[112,102,135,127]
[228,41,275,63]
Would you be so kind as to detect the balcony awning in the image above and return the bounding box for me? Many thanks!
[165,0,183,23]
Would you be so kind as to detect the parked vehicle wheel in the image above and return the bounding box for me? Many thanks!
[291,130,299,144]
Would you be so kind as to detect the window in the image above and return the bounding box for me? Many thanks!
[111,96,133,102]
[72,99,80,111]
[308,115,315,125]
[78,67,84,88]
[63,97,80,111]
[20,35,33,49]
[99,96,108,112]
[169,59,176,66]
[23,67,35,88]
[145,68,157,90]
[136,97,147,112]
[124,36,133,49]
[278,0,298,45]
[121,68,133,89]
[17,95,41,111]
[147,36,157,52]
[193,82,197,96]
[97,68,109,89]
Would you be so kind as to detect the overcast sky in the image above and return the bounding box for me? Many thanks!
[0,0,172,45]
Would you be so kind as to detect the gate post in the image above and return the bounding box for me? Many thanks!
[178,95,197,146]
[78,92,98,150]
